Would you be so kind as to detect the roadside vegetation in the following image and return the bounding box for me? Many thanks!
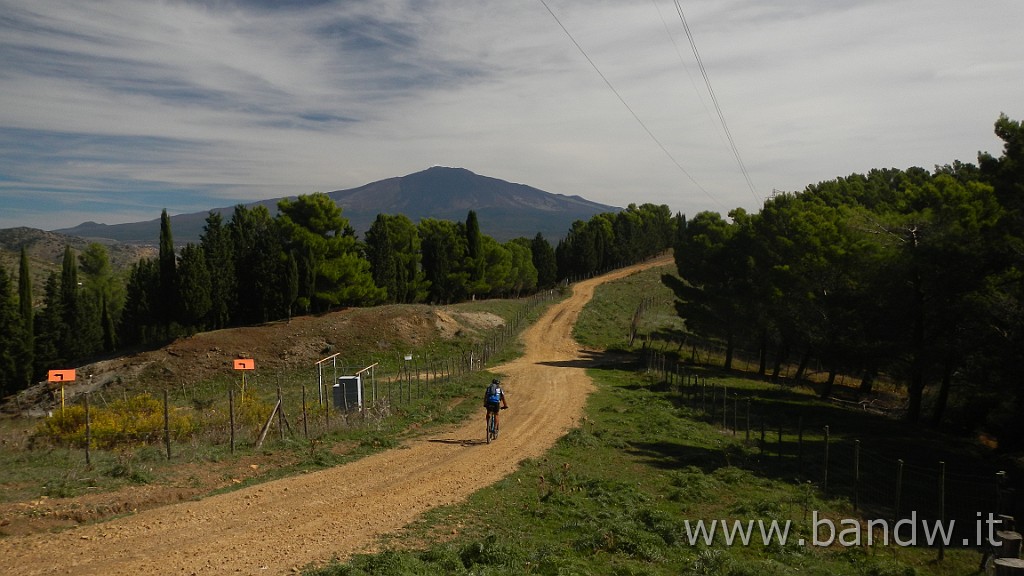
[0,293,562,526]
[306,262,994,576]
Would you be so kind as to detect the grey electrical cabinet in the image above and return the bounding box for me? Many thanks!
[333,376,362,410]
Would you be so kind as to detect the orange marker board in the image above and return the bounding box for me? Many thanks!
[233,359,255,370]
[48,369,76,382]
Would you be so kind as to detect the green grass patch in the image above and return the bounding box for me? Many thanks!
[308,264,993,576]
[311,364,983,576]
[573,262,683,352]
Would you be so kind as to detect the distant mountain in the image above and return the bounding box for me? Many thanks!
[0,227,156,302]
[54,167,619,245]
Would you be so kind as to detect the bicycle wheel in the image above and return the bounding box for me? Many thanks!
[486,412,495,444]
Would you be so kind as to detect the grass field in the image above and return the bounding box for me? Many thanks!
[307,262,997,576]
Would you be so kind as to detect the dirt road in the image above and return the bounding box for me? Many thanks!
[0,258,668,575]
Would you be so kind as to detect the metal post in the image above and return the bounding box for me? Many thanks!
[229,388,235,454]
[722,384,728,429]
[938,461,946,561]
[822,425,830,496]
[895,459,904,523]
[745,399,751,441]
[854,440,860,510]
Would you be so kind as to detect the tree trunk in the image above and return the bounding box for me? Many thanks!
[930,359,954,427]
[757,328,768,377]
[858,366,877,396]
[820,367,838,399]
[906,368,925,423]
[795,348,812,382]
[994,558,1024,575]
[906,271,926,423]
[771,342,789,382]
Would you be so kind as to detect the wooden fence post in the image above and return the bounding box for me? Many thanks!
[84,392,91,466]
[277,387,285,441]
[302,385,308,440]
[163,389,171,460]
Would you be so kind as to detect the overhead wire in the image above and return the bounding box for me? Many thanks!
[538,0,725,211]
[650,0,726,151]
[672,0,761,204]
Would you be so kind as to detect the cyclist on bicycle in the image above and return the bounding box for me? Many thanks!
[484,378,509,436]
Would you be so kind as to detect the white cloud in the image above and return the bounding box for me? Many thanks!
[1,0,1022,230]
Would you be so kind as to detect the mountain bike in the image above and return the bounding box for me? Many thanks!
[486,406,506,444]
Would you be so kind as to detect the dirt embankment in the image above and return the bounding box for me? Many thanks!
[0,257,670,576]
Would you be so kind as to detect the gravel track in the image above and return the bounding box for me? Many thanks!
[0,258,668,576]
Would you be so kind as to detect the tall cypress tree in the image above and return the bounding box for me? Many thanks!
[58,245,84,360]
[176,243,212,330]
[18,247,34,388]
[200,212,235,329]
[158,209,178,326]
[465,210,486,295]
[33,272,63,376]
[530,233,558,289]
[120,258,159,346]
[365,214,399,303]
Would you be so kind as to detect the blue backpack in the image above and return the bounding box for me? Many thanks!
[486,383,501,404]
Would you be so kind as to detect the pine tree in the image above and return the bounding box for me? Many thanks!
[276,193,383,310]
[0,263,23,396]
[18,247,34,388]
[78,243,117,354]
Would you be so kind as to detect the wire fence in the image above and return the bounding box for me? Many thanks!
[32,290,561,461]
[642,348,1022,548]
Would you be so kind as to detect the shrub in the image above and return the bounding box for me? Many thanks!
[36,393,197,449]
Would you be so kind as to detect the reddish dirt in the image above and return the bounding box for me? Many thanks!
[0,258,670,576]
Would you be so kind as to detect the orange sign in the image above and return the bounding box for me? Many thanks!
[233,359,255,370]
[48,369,76,382]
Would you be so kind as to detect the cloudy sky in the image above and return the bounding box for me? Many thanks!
[1,0,1022,231]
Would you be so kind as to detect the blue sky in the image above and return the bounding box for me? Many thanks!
[1,0,1022,231]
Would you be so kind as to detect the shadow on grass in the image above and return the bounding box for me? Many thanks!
[605,362,1020,541]
[536,349,639,370]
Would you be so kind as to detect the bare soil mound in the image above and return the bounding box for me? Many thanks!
[5,306,505,416]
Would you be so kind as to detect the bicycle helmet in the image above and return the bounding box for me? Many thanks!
[491,378,500,385]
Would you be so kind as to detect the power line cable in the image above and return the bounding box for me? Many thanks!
[538,0,724,211]
[672,0,761,205]
[650,0,726,150]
